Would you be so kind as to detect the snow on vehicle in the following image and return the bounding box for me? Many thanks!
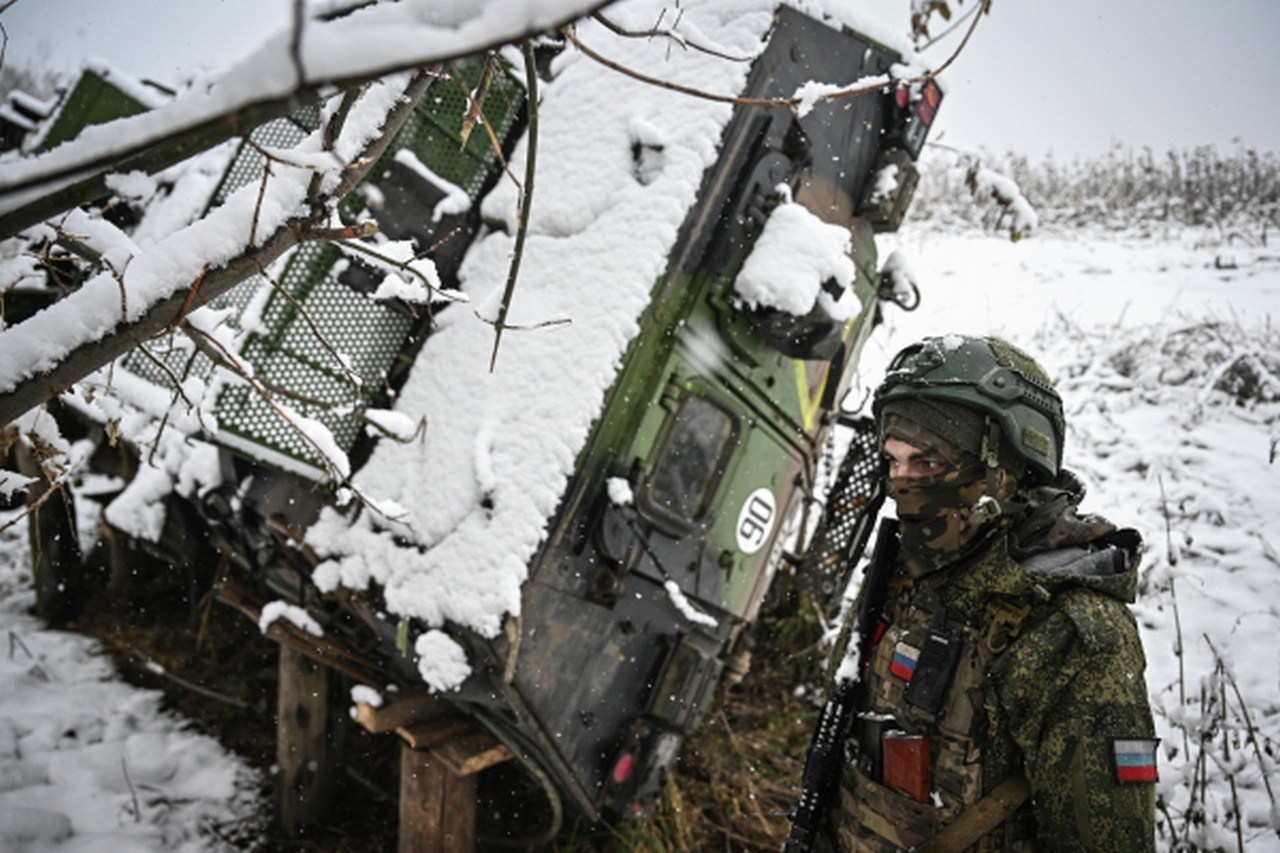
[3,0,942,830]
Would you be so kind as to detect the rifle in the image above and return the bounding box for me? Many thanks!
[783,416,895,852]
[784,518,897,852]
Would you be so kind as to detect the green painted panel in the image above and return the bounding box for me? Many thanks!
[37,71,148,151]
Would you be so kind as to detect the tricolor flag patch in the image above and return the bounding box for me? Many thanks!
[1113,738,1159,783]
[890,641,920,681]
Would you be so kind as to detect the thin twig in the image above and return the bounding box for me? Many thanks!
[476,315,571,334]
[562,25,813,109]
[130,649,254,711]
[152,262,210,339]
[562,0,986,113]
[335,237,464,305]
[1204,634,1278,814]
[488,40,540,373]
[1157,475,1177,566]
[121,757,141,822]
[135,336,209,465]
[921,0,990,80]
[8,630,34,660]
[916,0,985,52]
[590,11,755,62]
[0,472,68,537]
[1169,576,1189,757]
[453,58,494,150]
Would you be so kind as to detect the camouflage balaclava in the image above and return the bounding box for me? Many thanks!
[881,400,1020,577]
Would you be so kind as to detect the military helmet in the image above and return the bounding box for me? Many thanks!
[872,335,1065,483]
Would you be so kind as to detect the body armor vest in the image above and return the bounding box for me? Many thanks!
[834,565,1037,852]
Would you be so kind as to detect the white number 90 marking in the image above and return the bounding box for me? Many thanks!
[735,487,776,555]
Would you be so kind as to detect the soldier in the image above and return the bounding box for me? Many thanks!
[796,334,1157,852]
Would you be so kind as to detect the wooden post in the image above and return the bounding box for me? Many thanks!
[99,522,134,605]
[277,645,345,833]
[399,744,477,853]
[13,440,83,625]
[352,697,510,853]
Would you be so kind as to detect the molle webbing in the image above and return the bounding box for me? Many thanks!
[915,774,1031,853]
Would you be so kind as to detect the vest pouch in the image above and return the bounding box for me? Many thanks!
[854,713,892,781]
[903,623,963,715]
[840,764,946,851]
[882,732,930,803]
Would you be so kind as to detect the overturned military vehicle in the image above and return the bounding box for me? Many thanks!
[3,0,943,837]
[289,4,941,823]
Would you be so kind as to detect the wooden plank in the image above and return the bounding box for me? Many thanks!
[400,743,476,853]
[395,720,475,751]
[430,731,513,778]
[353,694,445,734]
[217,579,391,686]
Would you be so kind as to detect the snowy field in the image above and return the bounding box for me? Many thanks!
[2,223,1278,850]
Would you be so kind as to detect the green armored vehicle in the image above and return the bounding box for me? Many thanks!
[5,1,941,829]
[381,5,944,819]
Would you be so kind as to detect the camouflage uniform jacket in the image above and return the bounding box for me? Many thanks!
[832,478,1157,851]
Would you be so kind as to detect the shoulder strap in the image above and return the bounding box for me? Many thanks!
[914,774,1030,853]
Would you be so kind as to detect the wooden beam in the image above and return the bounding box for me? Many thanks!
[216,579,392,686]
[13,437,84,625]
[431,730,513,778]
[353,695,446,734]
[396,720,475,751]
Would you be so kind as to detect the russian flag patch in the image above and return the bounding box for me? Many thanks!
[1113,738,1159,783]
[890,641,920,681]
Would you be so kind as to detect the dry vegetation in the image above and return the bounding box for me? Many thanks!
[913,144,1280,241]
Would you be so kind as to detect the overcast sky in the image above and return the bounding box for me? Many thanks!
[2,0,1277,160]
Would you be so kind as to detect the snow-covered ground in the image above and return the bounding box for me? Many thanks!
[2,222,1278,850]
[0,525,262,851]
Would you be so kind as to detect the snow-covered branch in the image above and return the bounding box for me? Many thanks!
[0,68,438,426]
[0,0,610,238]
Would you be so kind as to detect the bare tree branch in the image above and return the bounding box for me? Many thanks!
[561,1,988,112]
[560,24,881,109]
[0,0,614,238]
[0,67,440,426]
[589,10,754,62]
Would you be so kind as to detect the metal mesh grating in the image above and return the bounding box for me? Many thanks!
[118,58,525,478]
[210,117,312,209]
[215,346,367,471]
[798,416,884,608]
[213,244,412,474]
[362,59,523,201]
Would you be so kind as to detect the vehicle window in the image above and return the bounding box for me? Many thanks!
[647,395,736,521]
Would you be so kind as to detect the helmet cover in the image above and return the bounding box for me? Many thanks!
[873,335,1064,483]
